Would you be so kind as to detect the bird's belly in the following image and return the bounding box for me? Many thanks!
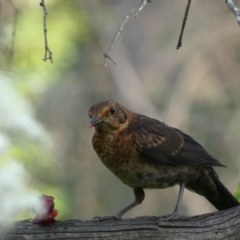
[115,165,193,188]
[93,137,200,189]
[109,162,199,189]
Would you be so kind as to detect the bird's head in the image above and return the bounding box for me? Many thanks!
[88,100,129,133]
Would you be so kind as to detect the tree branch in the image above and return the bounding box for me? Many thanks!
[176,0,191,49]
[40,0,53,63]
[104,0,150,67]
[8,0,20,67]
[2,206,240,240]
[226,0,240,27]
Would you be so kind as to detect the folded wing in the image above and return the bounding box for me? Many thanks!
[129,114,224,167]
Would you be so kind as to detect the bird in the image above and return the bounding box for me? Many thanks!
[88,99,239,221]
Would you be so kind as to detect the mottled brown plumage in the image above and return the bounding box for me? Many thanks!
[89,100,239,221]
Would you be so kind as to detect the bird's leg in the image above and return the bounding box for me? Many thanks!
[114,188,145,218]
[159,182,185,222]
[93,188,145,221]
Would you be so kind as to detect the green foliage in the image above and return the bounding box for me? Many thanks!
[235,184,240,201]
[0,1,94,220]
[9,0,92,97]
[0,74,66,220]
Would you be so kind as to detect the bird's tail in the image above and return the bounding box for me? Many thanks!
[186,167,239,210]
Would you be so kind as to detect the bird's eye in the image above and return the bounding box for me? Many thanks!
[110,107,116,115]
[89,114,92,119]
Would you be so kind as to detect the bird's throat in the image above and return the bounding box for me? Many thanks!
[95,122,114,135]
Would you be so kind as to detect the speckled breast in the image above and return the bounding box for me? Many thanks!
[92,133,201,189]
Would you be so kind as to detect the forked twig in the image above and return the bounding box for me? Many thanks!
[176,0,191,50]
[40,0,53,63]
[104,0,150,67]
[226,0,240,27]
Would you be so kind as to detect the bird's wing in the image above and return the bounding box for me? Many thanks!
[130,115,224,167]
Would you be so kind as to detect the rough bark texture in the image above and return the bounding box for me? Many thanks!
[2,206,240,240]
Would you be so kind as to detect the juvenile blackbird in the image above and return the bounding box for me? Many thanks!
[89,100,239,221]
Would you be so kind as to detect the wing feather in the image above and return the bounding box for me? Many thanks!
[129,114,224,167]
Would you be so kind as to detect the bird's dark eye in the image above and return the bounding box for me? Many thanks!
[89,114,92,119]
[110,107,116,115]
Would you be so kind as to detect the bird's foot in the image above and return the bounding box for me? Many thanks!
[158,211,180,223]
[92,214,121,222]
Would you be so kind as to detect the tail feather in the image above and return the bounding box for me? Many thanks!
[186,167,239,210]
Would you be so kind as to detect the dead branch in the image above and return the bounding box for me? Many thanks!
[176,0,191,50]
[2,206,240,240]
[226,0,240,27]
[104,0,150,67]
[8,0,20,67]
[40,0,53,63]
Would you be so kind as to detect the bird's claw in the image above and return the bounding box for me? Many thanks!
[158,211,180,223]
[92,214,121,222]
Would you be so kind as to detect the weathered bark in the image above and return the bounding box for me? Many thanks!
[2,206,240,240]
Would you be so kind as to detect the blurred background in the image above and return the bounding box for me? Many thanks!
[0,0,240,220]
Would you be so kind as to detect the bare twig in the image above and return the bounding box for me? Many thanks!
[104,0,150,67]
[8,0,20,67]
[40,0,53,63]
[176,0,191,50]
[225,0,240,27]
[0,0,1,33]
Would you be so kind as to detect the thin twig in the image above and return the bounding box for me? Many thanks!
[0,0,1,34]
[8,0,20,67]
[40,0,53,63]
[104,0,150,67]
[176,0,191,50]
[225,0,240,27]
